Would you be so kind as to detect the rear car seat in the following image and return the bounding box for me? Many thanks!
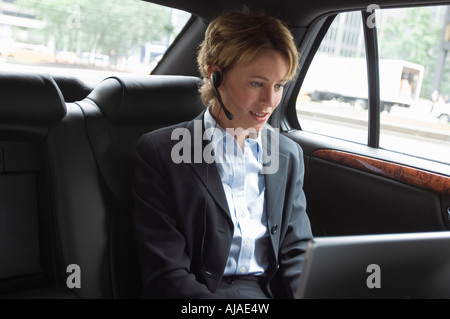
[0,71,121,298]
[0,72,74,298]
[75,74,205,298]
[0,72,204,298]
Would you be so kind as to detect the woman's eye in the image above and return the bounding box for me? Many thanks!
[275,84,285,90]
[250,82,262,88]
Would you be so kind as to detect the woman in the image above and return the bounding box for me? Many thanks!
[132,6,313,299]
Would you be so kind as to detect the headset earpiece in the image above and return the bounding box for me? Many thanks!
[210,70,222,88]
[209,70,233,120]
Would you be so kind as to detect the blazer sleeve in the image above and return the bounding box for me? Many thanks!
[277,143,313,298]
[132,133,219,299]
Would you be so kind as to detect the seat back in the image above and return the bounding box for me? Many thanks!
[76,74,205,298]
[0,72,73,298]
[0,72,205,298]
[45,101,114,298]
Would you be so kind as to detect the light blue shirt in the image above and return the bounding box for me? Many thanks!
[204,108,269,276]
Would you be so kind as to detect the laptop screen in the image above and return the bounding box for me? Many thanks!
[296,231,450,299]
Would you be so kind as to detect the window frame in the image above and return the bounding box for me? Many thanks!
[285,10,380,143]
[283,6,449,169]
[362,9,381,148]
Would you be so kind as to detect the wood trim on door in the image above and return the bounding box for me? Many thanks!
[312,149,450,196]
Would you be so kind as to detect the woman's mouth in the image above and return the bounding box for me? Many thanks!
[250,111,270,122]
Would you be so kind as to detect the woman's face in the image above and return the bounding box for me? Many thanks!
[212,49,289,134]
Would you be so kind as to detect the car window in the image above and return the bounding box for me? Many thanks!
[377,5,450,164]
[0,0,191,85]
[297,11,369,145]
[297,5,450,164]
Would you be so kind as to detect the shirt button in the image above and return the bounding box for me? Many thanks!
[240,266,247,274]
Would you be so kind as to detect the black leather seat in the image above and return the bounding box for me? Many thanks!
[75,74,205,298]
[0,71,118,298]
[0,72,204,298]
[0,72,74,298]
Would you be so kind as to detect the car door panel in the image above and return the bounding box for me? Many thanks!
[288,132,450,237]
[312,149,450,196]
[308,153,447,236]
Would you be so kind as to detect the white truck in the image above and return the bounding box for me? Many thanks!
[301,54,425,112]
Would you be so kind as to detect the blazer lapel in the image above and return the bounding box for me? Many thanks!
[182,117,288,240]
[262,127,288,251]
[185,112,231,219]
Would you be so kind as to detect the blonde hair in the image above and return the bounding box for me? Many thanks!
[197,6,299,107]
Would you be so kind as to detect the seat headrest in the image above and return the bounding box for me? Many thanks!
[0,72,66,122]
[86,75,205,124]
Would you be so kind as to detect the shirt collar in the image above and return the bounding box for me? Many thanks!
[203,108,263,155]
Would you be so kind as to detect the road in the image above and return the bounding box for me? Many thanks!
[297,101,450,165]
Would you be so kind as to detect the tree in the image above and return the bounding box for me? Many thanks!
[14,0,175,67]
[377,7,445,98]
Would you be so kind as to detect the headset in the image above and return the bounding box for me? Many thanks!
[210,71,234,120]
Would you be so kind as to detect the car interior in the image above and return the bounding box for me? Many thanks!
[0,0,449,299]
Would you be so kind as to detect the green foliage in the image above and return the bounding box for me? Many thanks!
[378,7,447,97]
[14,0,174,61]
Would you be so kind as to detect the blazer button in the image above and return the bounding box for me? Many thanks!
[271,224,278,235]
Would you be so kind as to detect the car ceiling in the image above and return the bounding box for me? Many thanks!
[144,0,450,26]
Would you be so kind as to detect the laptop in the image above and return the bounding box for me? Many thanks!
[296,231,450,299]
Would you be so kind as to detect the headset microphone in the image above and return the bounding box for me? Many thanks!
[210,71,233,120]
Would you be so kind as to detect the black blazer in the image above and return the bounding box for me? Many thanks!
[132,112,313,298]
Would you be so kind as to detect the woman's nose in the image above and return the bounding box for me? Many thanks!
[260,88,277,107]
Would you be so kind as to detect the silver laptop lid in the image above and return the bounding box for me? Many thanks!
[296,231,450,299]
